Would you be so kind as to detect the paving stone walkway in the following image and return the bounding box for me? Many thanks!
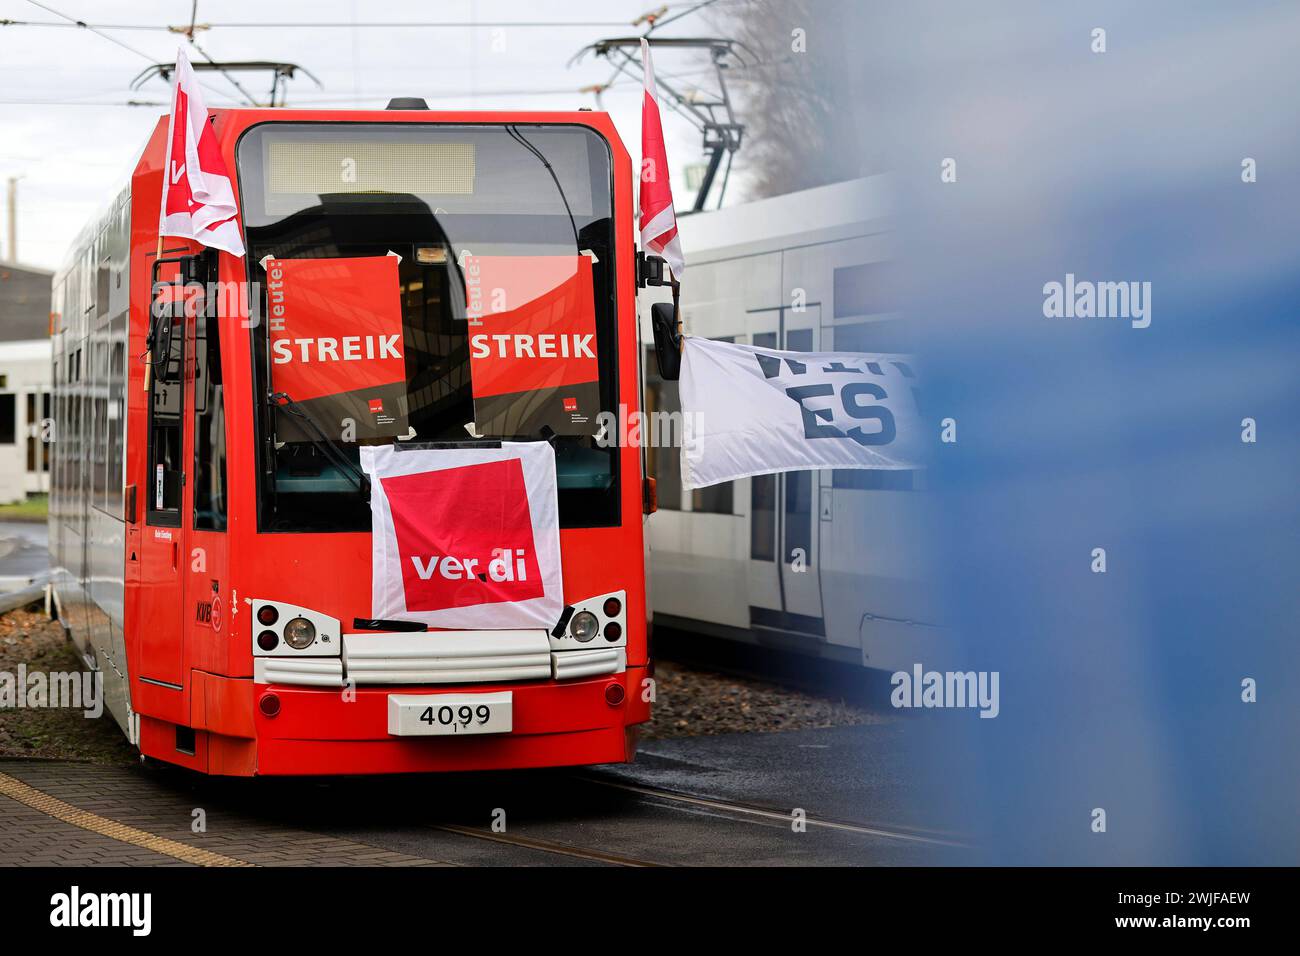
[0,760,448,867]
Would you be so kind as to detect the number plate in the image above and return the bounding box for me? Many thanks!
[387,692,513,736]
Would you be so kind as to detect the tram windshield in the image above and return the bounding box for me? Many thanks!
[237,123,619,532]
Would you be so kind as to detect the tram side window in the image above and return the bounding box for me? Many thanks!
[193,311,227,530]
[92,337,109,512]
[106,326,125,517]
[146,322,185,526]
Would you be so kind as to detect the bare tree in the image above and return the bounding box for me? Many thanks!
[716,0,880,198]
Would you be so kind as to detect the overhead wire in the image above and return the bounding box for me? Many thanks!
[20,0,241,105]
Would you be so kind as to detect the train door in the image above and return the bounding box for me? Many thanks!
[186,279,229,674]
[137,289,187,688]
[745,306,827,641]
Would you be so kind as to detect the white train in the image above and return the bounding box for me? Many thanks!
[639,177,942,670]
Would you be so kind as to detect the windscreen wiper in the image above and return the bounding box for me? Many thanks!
[507,125,580,249]
[269,391,370,498]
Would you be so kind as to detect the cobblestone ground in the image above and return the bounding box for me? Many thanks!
[0,760,448,866]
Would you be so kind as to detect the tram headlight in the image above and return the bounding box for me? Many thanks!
[569,611,599,643]
[283,617,317,650]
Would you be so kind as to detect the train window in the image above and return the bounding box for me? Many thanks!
[92,337,109,512]
[833,261,897,318]
[238,123,620,532]
[784,471,813,566]
[193,309,227,531]
[832,469,914,491]
[96,227,111,319]
[750,475,776,561]
[106,325,125,517]
[750,332,778,560]
[146,314,185,527]
[833,319,913,354]
[643,346,682,511]
[0,394,14,444]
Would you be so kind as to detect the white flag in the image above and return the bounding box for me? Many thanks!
[679,338,925,489]
[360,442,564,630]
[158,48,246,257]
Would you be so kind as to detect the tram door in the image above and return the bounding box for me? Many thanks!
[745,306,827,642]
[136,294,187,689]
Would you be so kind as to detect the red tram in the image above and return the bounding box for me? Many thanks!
[48,103,654,775]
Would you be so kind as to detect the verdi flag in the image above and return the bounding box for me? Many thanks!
[158,48,246,257]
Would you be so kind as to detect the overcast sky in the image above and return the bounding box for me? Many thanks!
[0,0,749,271]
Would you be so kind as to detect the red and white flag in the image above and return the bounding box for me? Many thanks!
[158,49,246,257]
[639,38,685,277]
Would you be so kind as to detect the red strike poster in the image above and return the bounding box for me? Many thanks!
[464,255,600,437]
[266,255,409,441]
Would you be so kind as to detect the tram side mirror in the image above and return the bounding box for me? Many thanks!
[637,251,669,288]
[650,302,682,381]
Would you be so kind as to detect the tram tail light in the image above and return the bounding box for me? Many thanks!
[251,600,339,658]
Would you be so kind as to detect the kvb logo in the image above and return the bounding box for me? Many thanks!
[381,458,543,612]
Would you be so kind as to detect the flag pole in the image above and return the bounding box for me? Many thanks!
[671,274,683,352]
[149,53,180,392]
